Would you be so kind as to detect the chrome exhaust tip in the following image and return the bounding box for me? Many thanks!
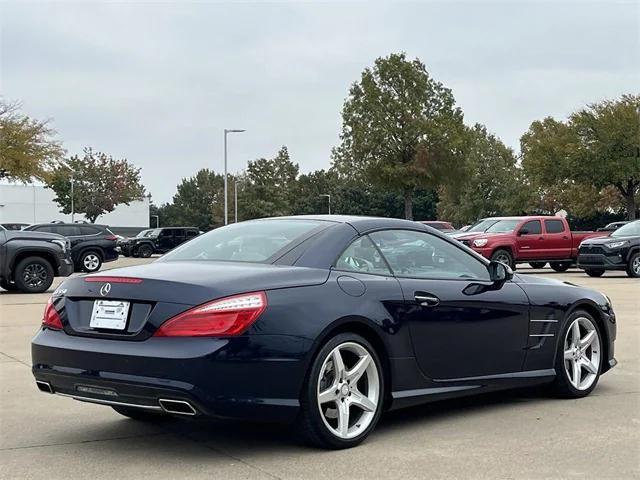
[158,398,197,416]
[36,380,53,394]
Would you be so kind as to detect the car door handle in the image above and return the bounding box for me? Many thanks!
[414,293,440,307]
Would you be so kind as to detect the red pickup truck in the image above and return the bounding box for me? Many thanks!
[455,216,605,271]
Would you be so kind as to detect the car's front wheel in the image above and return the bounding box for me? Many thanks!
[14,256,54,293]
[626,252,640,278]
[138,244,153,258]
[297,333,384,449]
[491,249,514,269]
[552,311,602,398]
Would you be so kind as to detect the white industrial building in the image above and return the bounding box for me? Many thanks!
[0,183,150,234]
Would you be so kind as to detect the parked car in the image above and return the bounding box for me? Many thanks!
[32,216,617,449]
[578,220,640,278]
[23,223,118,273]
[119,227,200,257]
[0,226,73,293]
[454,216,604,271]
[597,221,629,232]
[418,220,455,232]
[1,222,29,231]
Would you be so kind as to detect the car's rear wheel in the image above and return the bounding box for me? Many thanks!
[551,311,602,398]
[0,280,19,291]
[297,333,384,449]
[550,262,571,272]
[585,269,605,277]
[138,244,153,258]
[80,251,102,272]
[491,249,514,269]
[14,256,54,293]
[111,406,164,421]
[529,262,547,269]
[626,252,640,278]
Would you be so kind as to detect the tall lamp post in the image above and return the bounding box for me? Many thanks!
[224,129,245,225]
[151,215,159,228]
[319,194,331,214]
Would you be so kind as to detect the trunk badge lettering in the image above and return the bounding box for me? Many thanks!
[100,283,111,296]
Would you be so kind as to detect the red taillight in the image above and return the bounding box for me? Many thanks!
[154,292,267,337]
[84,276,143,284]
[42,298,63,330]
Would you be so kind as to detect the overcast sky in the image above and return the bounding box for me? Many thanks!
[2,0,638,203]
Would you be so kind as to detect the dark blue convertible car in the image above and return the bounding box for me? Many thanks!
[32,215,617,449]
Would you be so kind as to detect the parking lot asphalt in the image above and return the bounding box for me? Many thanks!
[0,257,638,480]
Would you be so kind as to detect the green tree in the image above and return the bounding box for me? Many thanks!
[168,169,225,231]
[332,53,466,220]
[47,148,145,223]
[0,100,65,181]
[522,95,640,220]
[238,146,299,220]
[438,124,532,225]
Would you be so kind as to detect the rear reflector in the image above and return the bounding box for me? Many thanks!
[154,291,267,337]
[42,298,63,330]
[84,276,143,284]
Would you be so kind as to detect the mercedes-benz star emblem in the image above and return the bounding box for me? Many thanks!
[100,283,111,296]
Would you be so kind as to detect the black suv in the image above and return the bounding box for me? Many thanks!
[24,223,119,273]
[119,227,200,257]
[577,220,640,278]
[0,226,74,293]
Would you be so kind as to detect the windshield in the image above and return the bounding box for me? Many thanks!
[611,220,640,238]
[136,229,153,238]
[467,219,498,233]
[161,219,326,262]
[484,219,520,233]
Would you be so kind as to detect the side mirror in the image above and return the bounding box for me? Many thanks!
[518,228,529,236]
[488,260,513,284]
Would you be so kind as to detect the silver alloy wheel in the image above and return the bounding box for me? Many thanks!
[83,254,100,271]
[632,256,640,275]
[494,253,511,266]
[317,342,380,440]
[563,317,601,391]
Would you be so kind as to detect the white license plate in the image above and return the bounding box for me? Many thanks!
[90,300,130,330]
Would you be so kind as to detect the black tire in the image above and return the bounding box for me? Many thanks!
[626,252,640,278]
[111,406,164,421]
[14,256,54,293]
[551,310,603,398]
[490,249,514,269]
[138,244,153,258]
[529,262,547,269]
[80,250,102,273]
[585,269,605,277]
[296,332,385,449]
[550,262,571,272]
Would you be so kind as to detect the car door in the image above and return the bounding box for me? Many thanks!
[515,220,544,259]
[173,228,187,248]
[368,229,530,380]
[157,229,174,251]
[543,219,571,258]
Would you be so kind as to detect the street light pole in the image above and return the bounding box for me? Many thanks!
[320,194,331,214]
[151,215,159,228]
[223,129,246,225]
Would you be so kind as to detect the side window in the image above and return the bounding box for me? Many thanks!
[35,225,53,233]
[80,226,99,235]
[175,229,186,240]
[544,220,565,234]
[369,230,490,280]
[61,225,81,236]
[159,229,173,238]
[520,220,541,235]
[186,230,198,238]
[334,236,392,275]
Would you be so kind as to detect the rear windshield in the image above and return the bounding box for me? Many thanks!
[161,219,325,262]
[485,220,520,233]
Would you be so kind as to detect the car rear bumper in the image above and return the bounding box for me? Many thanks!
[32,329,313,422]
